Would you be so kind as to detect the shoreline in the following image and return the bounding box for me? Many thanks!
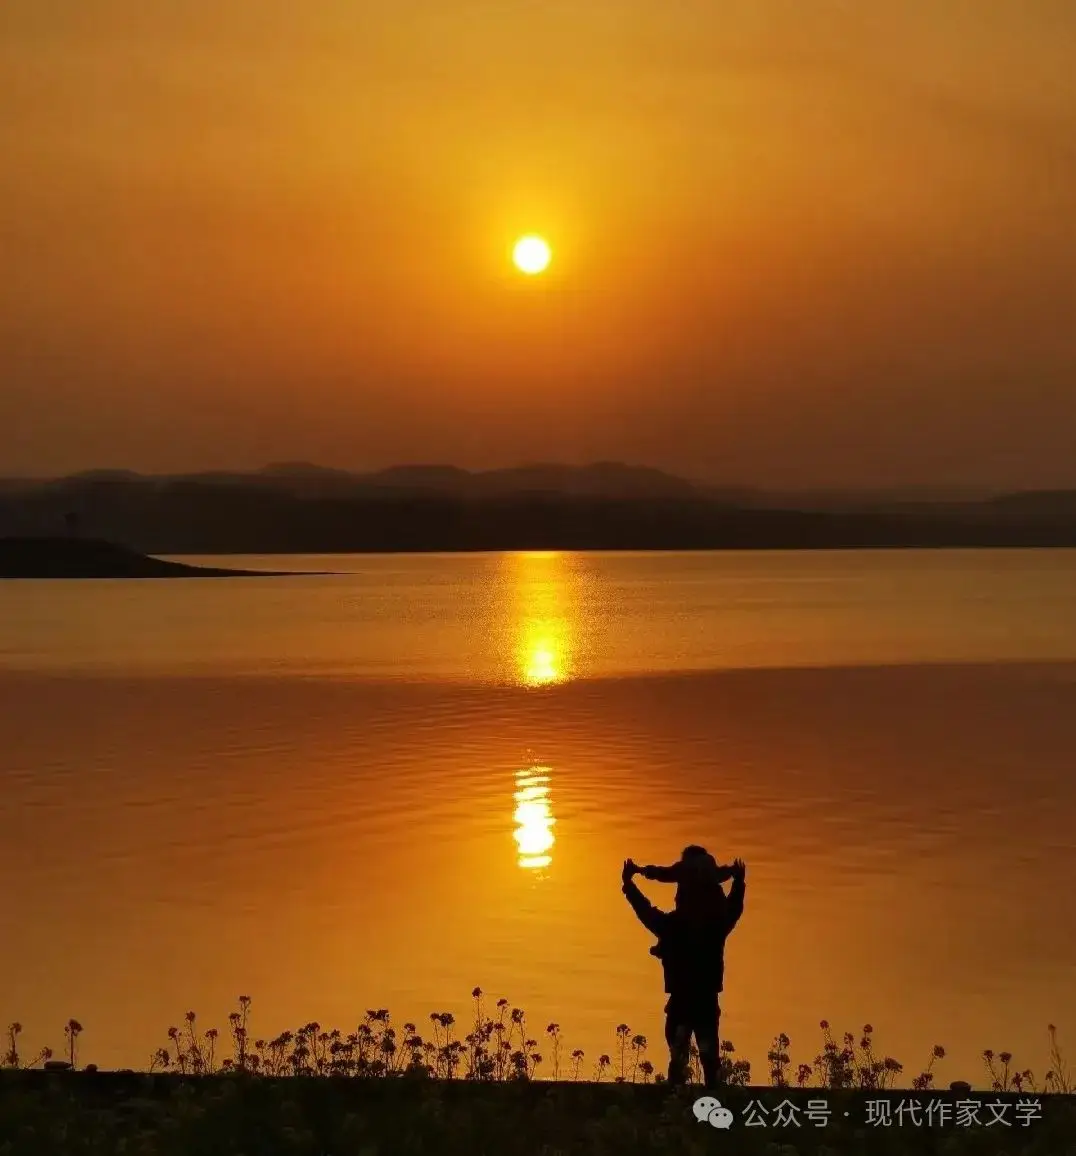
[140,542,1076,556]
[4,1069,1069,1095]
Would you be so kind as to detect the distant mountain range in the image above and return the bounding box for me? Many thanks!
[0,461,998,504]
[1,462,1074,553]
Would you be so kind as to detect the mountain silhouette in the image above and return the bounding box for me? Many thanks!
[0,463,1074,554]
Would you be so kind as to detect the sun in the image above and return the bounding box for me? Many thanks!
[512,235,551,276]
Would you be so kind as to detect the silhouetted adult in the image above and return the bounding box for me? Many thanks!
[621,854,746,1086]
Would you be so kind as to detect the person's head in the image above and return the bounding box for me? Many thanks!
[673,848,727,919]
[678,846,721,885]
[681,844,709,862]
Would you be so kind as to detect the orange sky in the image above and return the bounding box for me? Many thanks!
[2,1,1074,487]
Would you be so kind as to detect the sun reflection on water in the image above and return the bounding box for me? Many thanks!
[514,765,555,870]
[506,552,578,687]
[502,553,583,869]
[520,624,566,686]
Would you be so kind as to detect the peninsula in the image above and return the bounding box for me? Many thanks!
[0,537,291,579]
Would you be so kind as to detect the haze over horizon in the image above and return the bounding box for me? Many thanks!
[3,2,1075,489]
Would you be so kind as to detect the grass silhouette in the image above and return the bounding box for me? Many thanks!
[3,989,1071,1093]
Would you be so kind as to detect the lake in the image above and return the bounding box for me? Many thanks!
[2,549,1075,1081]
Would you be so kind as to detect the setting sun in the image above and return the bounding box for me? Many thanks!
[512,235,551,275]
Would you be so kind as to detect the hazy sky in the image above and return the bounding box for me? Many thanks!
[3,1,1074,487]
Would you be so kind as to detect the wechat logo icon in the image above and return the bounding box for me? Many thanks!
[692,1096,735,1129]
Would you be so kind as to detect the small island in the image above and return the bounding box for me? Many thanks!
[0,537,292,579]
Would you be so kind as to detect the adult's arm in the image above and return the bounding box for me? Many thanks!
[622,878,668,937]
[725,860,747,931]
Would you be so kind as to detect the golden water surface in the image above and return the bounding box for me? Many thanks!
[2,550,1075,1081]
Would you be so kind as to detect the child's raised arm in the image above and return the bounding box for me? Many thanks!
[641,853,737,885]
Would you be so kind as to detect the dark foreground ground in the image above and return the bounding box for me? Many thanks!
[1,1073,1072,1156]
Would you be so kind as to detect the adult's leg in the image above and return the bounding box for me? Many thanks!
[693,994,721,1088]
[664,996,692,1085]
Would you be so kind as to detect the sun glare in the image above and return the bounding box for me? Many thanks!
[512,235,551,275]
